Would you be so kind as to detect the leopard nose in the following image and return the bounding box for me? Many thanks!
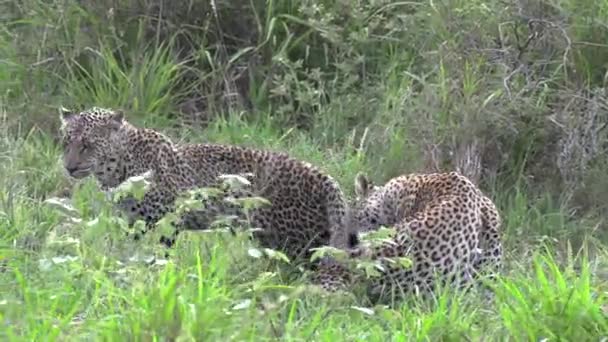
[66,166,78,175]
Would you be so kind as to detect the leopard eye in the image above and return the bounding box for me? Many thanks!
[80,141,91,152]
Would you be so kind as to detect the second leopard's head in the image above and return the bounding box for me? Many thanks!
[349,172,387,233]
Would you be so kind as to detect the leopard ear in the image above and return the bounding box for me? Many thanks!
[108,109,125,130]
[59,107,75,122]
[354,172,373,198]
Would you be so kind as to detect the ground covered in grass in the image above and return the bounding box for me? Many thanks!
[2,0,608,340]
[1,118,607,340]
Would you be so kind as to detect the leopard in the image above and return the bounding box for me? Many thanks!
[315,171,503,299]
[58,106,356,267]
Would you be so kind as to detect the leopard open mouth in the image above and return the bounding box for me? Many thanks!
[67,167,93,179]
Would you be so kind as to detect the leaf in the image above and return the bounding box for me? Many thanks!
[189,187,225,200]
[482,89,503,108]
[228,46,255,65]
[246,227,264,233]
[263,248,291,264]
[232,299,252,310]
[86,217,99,227]
[154,259,169,266]
[359,226,396,242]
[382,256,411,268]
[224,196,271,210]
[210,215,240,228]
[396,257,413,269]
[38,258,53,271]
[219,173,252,189]
[175,198,204,212]
[128,254,155,264]
[38,255,78,271]
[309,246,348,262]
[43,197,79,217]
[46,236,80,246]
[113,172,152,201]
[356,260,384,278]
[51,255,79,264]
[132,220,146,232]
[350,306,375,316]
[156,213,179,228]
[248,248,263,258]
[69,217,83,224]
[251,272,278,291]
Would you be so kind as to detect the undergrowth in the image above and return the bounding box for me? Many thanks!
[2,0,608,340]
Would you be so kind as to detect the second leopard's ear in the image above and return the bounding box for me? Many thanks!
[354,172,373,198]
[59,107,75,123]
[107,109,125,130]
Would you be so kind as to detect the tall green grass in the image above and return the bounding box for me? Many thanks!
[2,0,608,339]
[1,124,607,340]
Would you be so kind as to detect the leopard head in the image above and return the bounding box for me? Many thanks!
[59,107,127,184]
[350,172,388,233]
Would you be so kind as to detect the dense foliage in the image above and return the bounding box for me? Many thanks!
[1,0,607,339]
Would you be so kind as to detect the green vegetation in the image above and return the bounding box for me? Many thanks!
[2,0,608,339]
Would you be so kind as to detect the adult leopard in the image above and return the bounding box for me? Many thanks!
[317,171,502,298]
[58,107,354,264]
